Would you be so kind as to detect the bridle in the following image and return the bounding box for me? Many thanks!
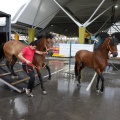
[44,45,53,53]
[107,39,117,54]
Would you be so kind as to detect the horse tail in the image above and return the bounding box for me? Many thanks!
[0,43,5,62]
[74,61,78,77]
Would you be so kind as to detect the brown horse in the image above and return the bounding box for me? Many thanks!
[0,35,53,94]
[75,37,118,92]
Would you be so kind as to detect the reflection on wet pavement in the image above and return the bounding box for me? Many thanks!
[0,59,120,120]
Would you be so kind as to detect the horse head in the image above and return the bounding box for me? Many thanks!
[107,37,118,57]
[35,34,54,56]
[45,37,54,56]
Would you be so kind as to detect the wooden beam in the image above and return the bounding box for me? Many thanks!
[11,74,38,85]
[0,69,23,77]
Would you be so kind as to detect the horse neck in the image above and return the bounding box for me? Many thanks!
[36,38,46,51]
[96,38,109,59]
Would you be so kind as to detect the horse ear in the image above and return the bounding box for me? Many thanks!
[111,35,119,44]
[37,34,44,40]
[109,36,112,40]
[110,37,119,45]
[114,38,119,45]
[45,33,54,39]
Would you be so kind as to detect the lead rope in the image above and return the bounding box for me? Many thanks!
[26,64,40,73]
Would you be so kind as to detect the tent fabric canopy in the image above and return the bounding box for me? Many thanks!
[11,0,120,36]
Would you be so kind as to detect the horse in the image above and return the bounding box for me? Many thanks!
[0,35,53,94]
[30,34,54,80]
[74,36,118,92]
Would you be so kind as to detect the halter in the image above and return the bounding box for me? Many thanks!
[44,39,54,52]
[107,39,117,53]
[44,45,53,52]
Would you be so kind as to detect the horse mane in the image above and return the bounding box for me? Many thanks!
[110,37,118,46]
[29,37,46,52]
[30,33,54,46]
[29,34,43,46]
[29,33,54,52]
[94,32,109,50]
[95,37,118,52]
[30,37,45,46]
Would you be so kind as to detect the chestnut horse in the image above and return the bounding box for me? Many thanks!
[0,35,53,94]
[75,37,118,92]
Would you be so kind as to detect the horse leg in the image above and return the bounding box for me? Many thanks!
[96,69,104,93]
[77,64,81,86]
[45,64,51,80]
[100,75,104,93]
[75,61,80,81]
[36,69,47,95]
[5,55,18,79]
[75,61,78,78]
[77,64,85,85]
[96,75,101,92]
[10,55,18,79]
[5,56,16,79]
[76,62,83,86]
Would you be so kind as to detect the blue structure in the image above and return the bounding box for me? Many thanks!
[93,32,109,51]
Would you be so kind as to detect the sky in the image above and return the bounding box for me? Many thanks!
[0,0,29,19]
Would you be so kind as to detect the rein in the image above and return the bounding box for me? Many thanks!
[26,63,47,73]
[26,64,40,73]
[45,45,53,51]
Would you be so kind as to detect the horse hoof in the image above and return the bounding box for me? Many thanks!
[96,89,100,93]
[43,91,47,95]
[100,90,104,93]
[15,76,18,79]
[77,84,81,87]
[11,76,15,79]
[11,75,18,79]
[48,77,51,80]
[11,75,16,79]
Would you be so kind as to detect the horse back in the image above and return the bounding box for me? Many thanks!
[75,50,93,60]
[75,50,95,67]
[3,40,28,57]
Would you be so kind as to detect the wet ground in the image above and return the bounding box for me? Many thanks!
[0,57,120,120]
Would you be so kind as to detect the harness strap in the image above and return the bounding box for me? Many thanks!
[107,40,117,53]
[26,65,33,73]
[26,63,47,73]
[45,45,53,52]
[42,62,46,68]
[26,64,40,73]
